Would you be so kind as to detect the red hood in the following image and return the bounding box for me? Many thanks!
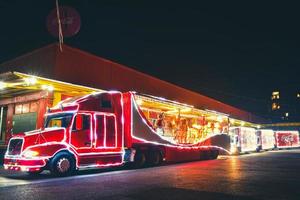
[17,128,66,151]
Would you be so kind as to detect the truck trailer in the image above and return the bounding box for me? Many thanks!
[256,129,275,151]
[4,91,224,176]
[229,127,257,154]
[275,131,300,149]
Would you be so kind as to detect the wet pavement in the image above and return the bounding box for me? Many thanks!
[0,149,300,200]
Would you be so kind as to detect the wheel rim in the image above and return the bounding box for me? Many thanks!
[57,158,70,173]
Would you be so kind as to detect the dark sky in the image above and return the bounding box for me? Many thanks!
[1,1,300,118]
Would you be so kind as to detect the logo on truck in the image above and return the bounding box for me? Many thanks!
[281,135,294,144]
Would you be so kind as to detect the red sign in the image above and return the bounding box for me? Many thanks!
[275,131,300,148]
[46,6,81,38]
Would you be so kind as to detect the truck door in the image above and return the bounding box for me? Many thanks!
[70,113,92,149]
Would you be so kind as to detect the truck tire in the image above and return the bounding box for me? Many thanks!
[50,152,76,176]
[147,151,162,166]
[133,151,146,168]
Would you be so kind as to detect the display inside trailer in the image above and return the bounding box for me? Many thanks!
[275,131,300,148]
[230,127,257,153]
[135,94,230,145]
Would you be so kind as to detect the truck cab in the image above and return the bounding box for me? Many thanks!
[4,91,125,176]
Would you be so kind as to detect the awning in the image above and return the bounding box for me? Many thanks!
[0,71,103,100]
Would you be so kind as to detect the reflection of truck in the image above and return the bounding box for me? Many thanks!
[4,91,220,176]
[229,127,257,154]
[275,131,300,149]
[256,129,275,151]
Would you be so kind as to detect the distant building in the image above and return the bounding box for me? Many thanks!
[270,90,300,122]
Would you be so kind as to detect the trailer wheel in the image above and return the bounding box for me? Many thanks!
[133,151,146,168]
[50,152,76,176]
[147,151,162,166]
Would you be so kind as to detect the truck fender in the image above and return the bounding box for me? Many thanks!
[22,143,76,159]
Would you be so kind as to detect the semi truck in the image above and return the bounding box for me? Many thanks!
[4,91,222,176]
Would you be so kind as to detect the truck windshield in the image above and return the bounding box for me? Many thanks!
[44,113,74,128]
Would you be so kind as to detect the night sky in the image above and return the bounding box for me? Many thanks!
[1,1,300,118]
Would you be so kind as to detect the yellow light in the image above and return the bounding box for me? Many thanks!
[217,115,223,122]
[41,85,54,91]
[192,124,201,129]
[23,150,39,158]
[230,119,235,124]
[136,99,143,105]
[0,81,6,89]
[48,85,54,91]
[181,108,192,112]
[24,77,37,85]
[241,121,245,126]
[257,125,261,129]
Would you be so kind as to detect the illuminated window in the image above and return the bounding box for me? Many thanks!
[272,103,280,110]
[22,103,30,113]
[271,91,280,100]
[15,104,22,114]
[14,101,39,114]
[285,112,289,117]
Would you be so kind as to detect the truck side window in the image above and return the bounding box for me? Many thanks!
[101,100,112,108]
[100,94,112,109]
[72,114,90,131]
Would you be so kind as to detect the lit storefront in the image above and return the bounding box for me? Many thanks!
[0,72,101,147]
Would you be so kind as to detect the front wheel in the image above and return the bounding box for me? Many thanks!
[50,152,76,176]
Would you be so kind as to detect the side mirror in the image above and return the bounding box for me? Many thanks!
[75,114,83,130]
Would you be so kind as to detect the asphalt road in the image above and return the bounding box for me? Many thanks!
[1,149,300,200]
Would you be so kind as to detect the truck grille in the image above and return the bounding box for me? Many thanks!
[7,139,23,155]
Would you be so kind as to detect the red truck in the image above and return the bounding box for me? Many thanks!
[4,91,222,176]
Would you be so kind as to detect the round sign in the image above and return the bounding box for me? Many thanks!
[46,6,81,38]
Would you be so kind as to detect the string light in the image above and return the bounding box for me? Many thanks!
[0,81,6,89]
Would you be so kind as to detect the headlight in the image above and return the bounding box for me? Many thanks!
[23,150,39,158]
